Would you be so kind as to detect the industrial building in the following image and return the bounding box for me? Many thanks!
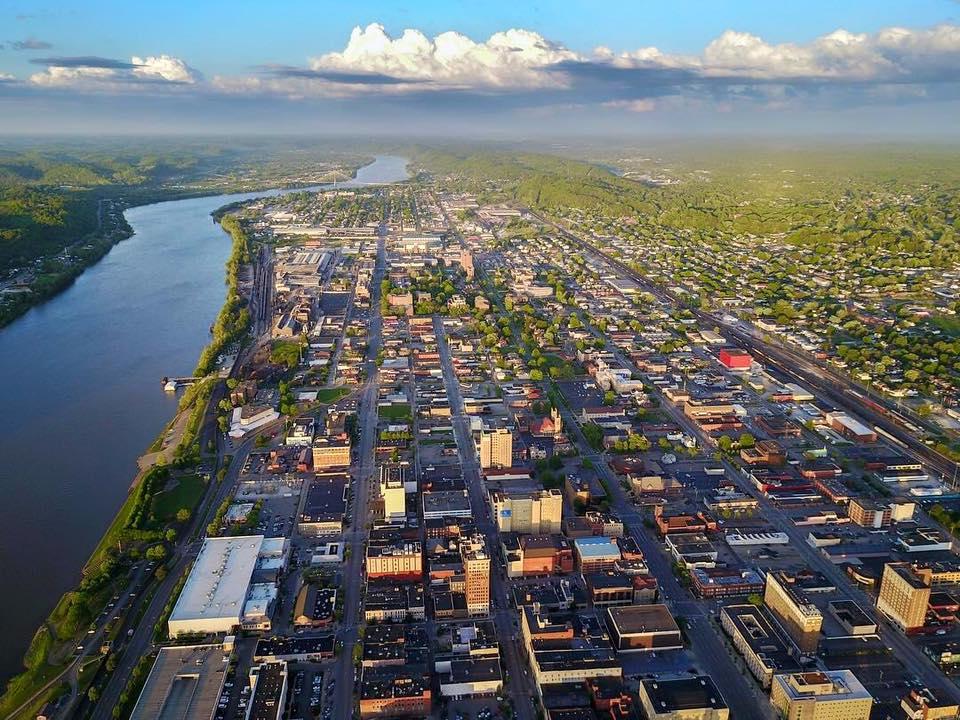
[167,536,288,638]
[129,644,228,720]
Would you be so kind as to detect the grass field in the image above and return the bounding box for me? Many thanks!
[312,386,351,404]
[150,474,207,522]
[379,403,411,421]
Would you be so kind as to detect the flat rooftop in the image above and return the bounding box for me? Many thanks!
[169,536,264,625]
[642,676,728,712]
[129,644,226,720]
[607,604,680,636]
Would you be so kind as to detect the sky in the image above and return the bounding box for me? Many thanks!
[1,0,959,137]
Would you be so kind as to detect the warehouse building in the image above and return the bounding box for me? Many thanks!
[168,536,288,638]
[129,644,227,720]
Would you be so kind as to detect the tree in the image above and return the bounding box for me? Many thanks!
[602,390,616,406]
[88,687,100,703]
[176,508,190,523]
[164,529,177,543]
[145,544,168,562]
[717,435,733,453]
[738,433,756,449]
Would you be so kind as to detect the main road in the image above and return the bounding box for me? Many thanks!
[329,215,387,719]
[433,316,537,720]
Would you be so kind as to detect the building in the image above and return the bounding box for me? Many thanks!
[520,607,621,685]
[489,487,563,534]
[605,605,683,653]
[638,676,729,720]
[366,538,422,581]
[380,464,406,522]
[824,412,878,443]
[479,428,513,469]
[292,585,336,628]
[718,348,752,370]
[764,571,823,654]
[720,604,801,688]
[900,688,960,720]
[502,534,574,578]
[247,661,288,720]
[876,562,932,632]
[574,536,622,572]
[584,572,640,608]
[462,535,491,617]
[769,671,872,720]
[364,582,426,622]
[311,436,351,469]
[168,536,288,638]
[437,659,502,699]
[297,473,348,536]
[691,567,765,599]
[359,668,431,719]
[129,644,227,720]
[827,600,877,635]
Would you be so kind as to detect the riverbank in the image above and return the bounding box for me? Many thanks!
[0,162,369,330]
[0,155,410,717]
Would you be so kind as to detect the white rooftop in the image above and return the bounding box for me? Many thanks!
[170,536,265,625]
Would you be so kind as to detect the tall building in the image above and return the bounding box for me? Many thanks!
[461,535,490,617]
[379,465,406,522]
[770,671,872,720]
[764,572,823,654]
[876,562,931,631]
[489,488,563,534]
[479,428,512,469]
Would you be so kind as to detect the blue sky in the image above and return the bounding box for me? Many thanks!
[1,0,959,135]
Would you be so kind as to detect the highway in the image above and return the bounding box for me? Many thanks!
[89,435,258,720]
[433,317,537,720]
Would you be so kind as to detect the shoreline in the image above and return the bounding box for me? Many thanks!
[0,162,370,331]
[0,154,402,717]
[1,184,293,717]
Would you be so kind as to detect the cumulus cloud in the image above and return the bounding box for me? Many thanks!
[9,22,960,116]
[214,23,580,97]
[28,54,199,89]
[0,72,16,83]
[310,23,578,90]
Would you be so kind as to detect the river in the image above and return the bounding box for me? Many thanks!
[0,154,410,683]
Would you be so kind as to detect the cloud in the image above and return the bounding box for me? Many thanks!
[28,54,199,88]
[215,23,580,97]
[0,72,16,83]
[11,38,52,50]
[31,56,139,70]
[8,22,960,118]
[602,98,658,113]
